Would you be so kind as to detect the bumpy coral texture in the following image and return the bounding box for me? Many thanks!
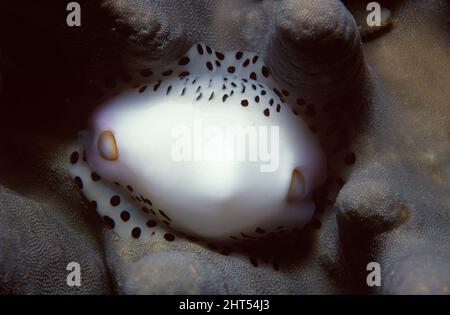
[0,0,448,294]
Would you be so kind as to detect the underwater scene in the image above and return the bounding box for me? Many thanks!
[0,0,448,298]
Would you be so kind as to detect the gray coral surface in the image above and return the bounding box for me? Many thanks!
[0,0,449,294]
